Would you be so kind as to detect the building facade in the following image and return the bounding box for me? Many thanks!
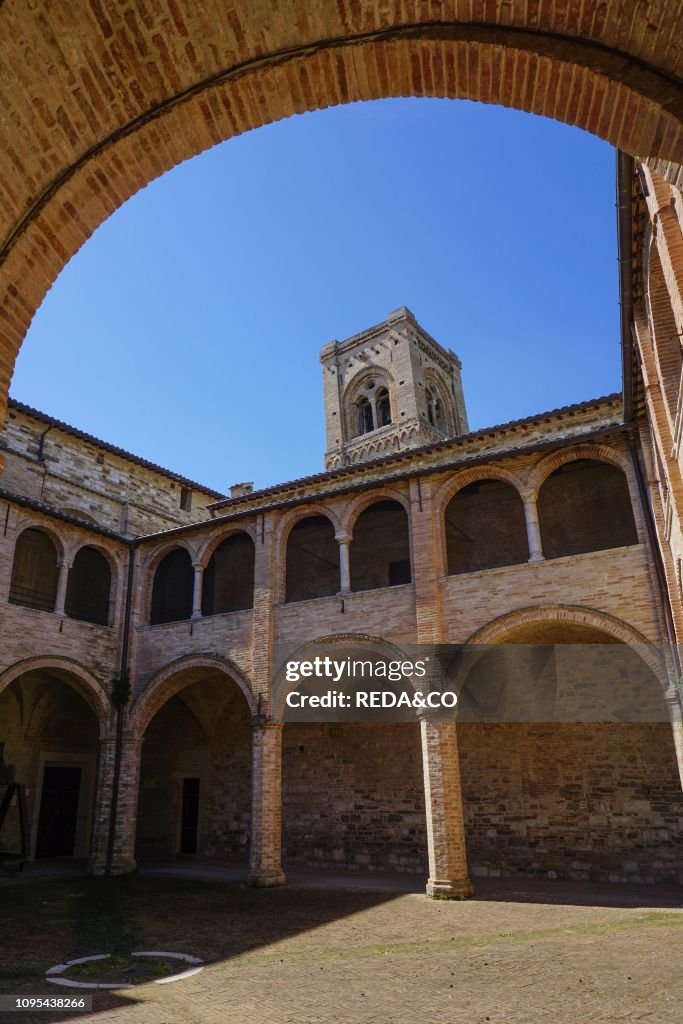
[1,164,683,895]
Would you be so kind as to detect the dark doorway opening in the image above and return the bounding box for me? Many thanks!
[180,777,200,854]
[35,765,81,858]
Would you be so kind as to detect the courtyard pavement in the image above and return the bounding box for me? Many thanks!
[1,865,682,1024]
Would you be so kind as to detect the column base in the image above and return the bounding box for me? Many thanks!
[527,553,545,563]
[426,877,474,899]
[248,869,286,888]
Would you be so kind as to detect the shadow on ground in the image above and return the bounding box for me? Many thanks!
[1,864,681,1024]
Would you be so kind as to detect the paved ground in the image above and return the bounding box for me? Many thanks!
[1,867,682,1024]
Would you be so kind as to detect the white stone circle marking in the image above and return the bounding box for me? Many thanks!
[45,951,204,989]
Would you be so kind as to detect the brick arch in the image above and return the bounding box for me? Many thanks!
[67,538,122,572]
[526,443,632,498]
[11,518,67,564]
[64,540,121,628]
[275,504,342,603]
[463,604,666,685]
[129,654,257,738]
[434,466,528,577]
[272,631,411,719]
[435,465,526,517]
[0,656,112,736]
[140,538,198,624]
[2,9,683,435]
[342,487,411,538]
[196,523,257,569]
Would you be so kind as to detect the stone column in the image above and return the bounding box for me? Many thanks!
[53,559,71,616]
[89,730,141,876]
[337,533,351,594]
[522,492,544,563]
[369,396,378,430]
[420,715,473,898]
[191,562,204,619]
[248,720,286,887]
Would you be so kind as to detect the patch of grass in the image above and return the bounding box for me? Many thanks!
[67,954,178,985]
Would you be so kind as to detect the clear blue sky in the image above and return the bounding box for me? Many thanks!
[10,99,620,494]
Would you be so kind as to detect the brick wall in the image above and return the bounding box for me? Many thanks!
[282,723,427,873]
[460,722,683,884]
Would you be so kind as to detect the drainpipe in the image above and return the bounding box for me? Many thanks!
[105,544,136,875]
[617,150,681,677]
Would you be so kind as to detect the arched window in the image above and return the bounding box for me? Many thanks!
[352,377,392,436]
[350,500,411,591]
[65,546,112,626]
[538,459,638,559]
[286,516,339,602]
[426,385,447,432]
[357,397,373,435]
[445,479,528,575]
[202,533,255,615]
[9,528,59,611]
[376,387,391,427]
[150,548,194,624]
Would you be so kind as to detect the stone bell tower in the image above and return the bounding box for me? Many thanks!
[320,307,468,469]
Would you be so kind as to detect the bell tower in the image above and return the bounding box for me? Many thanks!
[320,307,468,469]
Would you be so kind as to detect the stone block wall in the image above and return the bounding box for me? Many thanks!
[282,723,427,873]
[0,403,222,535]
[459,722,683,884]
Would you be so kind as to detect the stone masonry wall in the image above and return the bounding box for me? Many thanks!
[282,723,427,873]
[0,404,221,535]
[459,722,683,884]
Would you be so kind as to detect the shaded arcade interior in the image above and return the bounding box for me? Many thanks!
[0,669,100,862]
[455,621,683,883]
[135,670,252,861]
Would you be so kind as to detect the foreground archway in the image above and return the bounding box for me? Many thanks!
[1,5,683,429]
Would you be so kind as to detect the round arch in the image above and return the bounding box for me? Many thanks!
[272,631,411,720]
[0,655,112,735]
[462,604,667,685]
[276,504,342,603]
[343,487,411,537]
[11,519,66,564]
[196,523,257,568]
[64,542,118,627]
[526,443,633,497]
[143,540,197,624]
[1,9,683,428]
[438,469,529,577]
[129,654,258,738]
[141,537,199,575]
[434,465,527,518]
